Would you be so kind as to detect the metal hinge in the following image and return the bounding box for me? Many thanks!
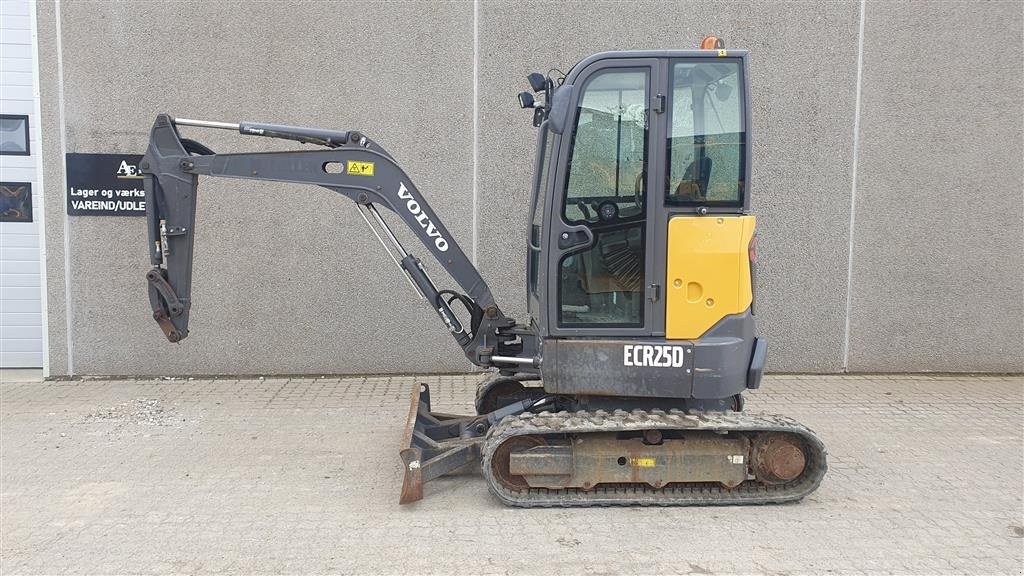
[647,283,661,302]
[653,94,665,114]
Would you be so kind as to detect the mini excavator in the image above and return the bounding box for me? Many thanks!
[141,38,827,507]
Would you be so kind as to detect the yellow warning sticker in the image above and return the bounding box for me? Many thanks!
[717,49,727,57]
[630,457,657,468]
[347,161,375,176]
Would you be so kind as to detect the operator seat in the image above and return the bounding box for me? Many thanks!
[674,156,712,201]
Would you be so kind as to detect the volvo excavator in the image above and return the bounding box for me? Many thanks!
[141,38,827,507]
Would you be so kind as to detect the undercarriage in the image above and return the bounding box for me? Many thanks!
[400,379,827,507]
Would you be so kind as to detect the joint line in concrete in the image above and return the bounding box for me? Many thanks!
[842,0,867,372]
[471,0,479,265]
[55,0,75,376]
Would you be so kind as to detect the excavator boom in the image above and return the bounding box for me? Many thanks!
[141,114,521,367]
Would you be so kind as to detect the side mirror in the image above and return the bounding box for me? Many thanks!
[517,91,535,109]
[527,72,547,93]
[548,84,574,134]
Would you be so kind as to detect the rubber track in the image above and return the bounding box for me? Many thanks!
[481,409,827,508]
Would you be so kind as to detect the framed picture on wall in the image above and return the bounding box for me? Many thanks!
[0,182,33,222]
[0,114,30,156]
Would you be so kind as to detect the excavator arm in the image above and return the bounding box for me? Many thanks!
[141,114,518,367]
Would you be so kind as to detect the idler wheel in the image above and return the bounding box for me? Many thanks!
[752,433,807,484]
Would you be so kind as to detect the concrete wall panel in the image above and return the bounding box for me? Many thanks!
[848,2,1024,371]
[35,0,69,376]
[44,1,476,375]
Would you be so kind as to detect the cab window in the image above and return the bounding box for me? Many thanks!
[563,70,648,224]
[666,60,745,206]
[529,126,553,301]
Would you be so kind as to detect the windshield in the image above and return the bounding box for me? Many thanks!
[665,60,745,206]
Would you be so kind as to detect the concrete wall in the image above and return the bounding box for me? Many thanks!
[35,0,1023,376]
[848,2,1024,372]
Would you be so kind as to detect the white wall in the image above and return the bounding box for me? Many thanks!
[0,0,44,367]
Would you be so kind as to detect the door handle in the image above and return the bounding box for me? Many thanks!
[558,226,594,250]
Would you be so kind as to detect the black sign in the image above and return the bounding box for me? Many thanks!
[66,153,147,216]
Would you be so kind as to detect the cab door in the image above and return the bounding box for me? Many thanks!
[659,55,753,341]
[545,58,663,338]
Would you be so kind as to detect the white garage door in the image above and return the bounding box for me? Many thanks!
[1,0,44,368]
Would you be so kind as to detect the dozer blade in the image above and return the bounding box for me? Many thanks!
[398,383,483,504]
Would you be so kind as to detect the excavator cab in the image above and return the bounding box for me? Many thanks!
[140,37,826,507]
[519,49,760,403]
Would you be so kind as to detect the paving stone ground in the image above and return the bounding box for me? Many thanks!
[1,373,1022,575]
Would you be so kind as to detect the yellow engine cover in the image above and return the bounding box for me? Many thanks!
[665,215,755,339]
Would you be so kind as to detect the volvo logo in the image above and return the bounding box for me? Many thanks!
[398,182,449,252]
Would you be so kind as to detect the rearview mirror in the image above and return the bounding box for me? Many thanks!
[517,91,535,109]
[527,72,547,93]
[548,84,574,134]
